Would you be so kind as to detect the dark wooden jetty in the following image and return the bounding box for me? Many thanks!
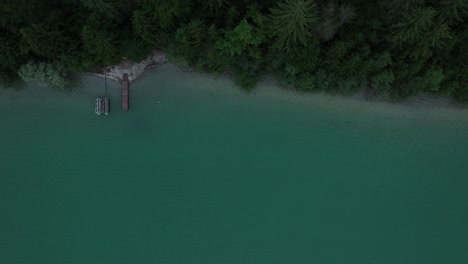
[95,97,110,115]
[122,73,129,111]
[104,98,110,115]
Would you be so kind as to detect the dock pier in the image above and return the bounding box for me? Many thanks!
[94,73,129,115]
[104,98,110,115]
[122,73,129,111]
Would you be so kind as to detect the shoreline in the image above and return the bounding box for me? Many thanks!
[87,50,168,83]
[87,50,466,111]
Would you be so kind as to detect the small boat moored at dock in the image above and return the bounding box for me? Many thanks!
[95,97,110,115]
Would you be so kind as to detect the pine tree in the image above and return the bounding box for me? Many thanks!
[196,0,230,15]
[389,7,437,47]
[80,0,118,19]
[0,33,23,72]
[19,23,70,59]
[218,19,264,58]
[173,19,208,65]
[316,1,355,41]
[388,6,451,60]
[267,0,318,52]
[81,26,120,65]
[439,0,468,25]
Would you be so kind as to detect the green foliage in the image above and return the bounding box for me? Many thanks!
[267,0,318,52]
[312,69,334,91]
[120,38,152,62]
[388,58,445,99]
[234,69,259,92]
[0,0,466,101]
[0,33,23,72]
[80,0,118,19]
[196,0,230,15]
[422,67,445,92]
[218,19,264,57]
[173,19,208,64]
[168,20,225,73]
[0,71,14,89]
[81,26,120,66]
[273,37,320,90]
[389,6,451,60]
[218,17,266,90]
[224,6,241,28]
[20,23,70,59]
[451,67,468,101]
[439,0,468,25]
[370,70,395,98]
[194,25,225,73]
[0,0,44,30]
[132,10,160,46]
[316,2,355,41]
[132,0,190,47]
[18,61,69,90]
[139,0,190,29]
[390,7,438,48]
[0,71,26,91]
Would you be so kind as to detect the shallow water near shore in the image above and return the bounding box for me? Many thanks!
[1,65,468,264]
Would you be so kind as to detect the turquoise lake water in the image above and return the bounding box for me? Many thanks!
[1,65,468,264]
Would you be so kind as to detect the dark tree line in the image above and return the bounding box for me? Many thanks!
[1,0,467,101]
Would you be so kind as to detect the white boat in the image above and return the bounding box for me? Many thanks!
[95,97,110,115]
[95,98,102,115]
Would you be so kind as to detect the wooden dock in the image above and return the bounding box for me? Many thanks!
[122,73,129,111]
[104,98,110,115]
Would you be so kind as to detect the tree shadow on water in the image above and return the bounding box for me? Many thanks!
[0,74,27,91]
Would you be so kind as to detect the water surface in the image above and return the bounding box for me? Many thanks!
[1,65,468,264]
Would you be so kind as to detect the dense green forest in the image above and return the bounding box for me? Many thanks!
[1,0,467,101]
